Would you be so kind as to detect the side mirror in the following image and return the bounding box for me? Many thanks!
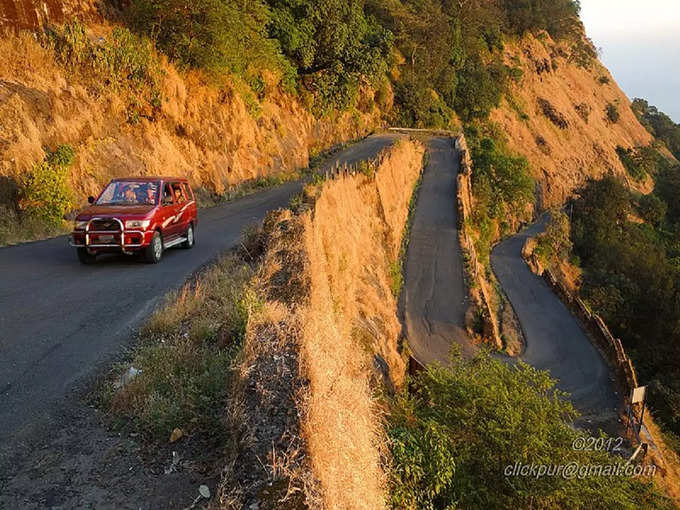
[88,196,95,204]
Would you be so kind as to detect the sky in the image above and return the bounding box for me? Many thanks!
[579,0,680,122]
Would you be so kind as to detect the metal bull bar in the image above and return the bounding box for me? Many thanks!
[70,217,145,254]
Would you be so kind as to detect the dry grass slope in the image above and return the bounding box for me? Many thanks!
[492,32,654,207]
[0,26,381,204]
[301,140,424,508]
[221,139,425,509]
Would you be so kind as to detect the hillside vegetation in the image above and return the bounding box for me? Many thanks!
[1,0,658,243]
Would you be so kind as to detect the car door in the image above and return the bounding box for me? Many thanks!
[159,182,179,241]
[171,181,191,234]
[182,182,197,225]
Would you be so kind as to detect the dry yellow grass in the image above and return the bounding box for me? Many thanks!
[491,32,654,207]
[0,26,382,204]
[215,141,424,508]
[299,140,424,508]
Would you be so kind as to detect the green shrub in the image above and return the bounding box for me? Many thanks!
[454,55,508,122]
[269,0,392,114]
[535,209,572,264]
[127,0,288,83]
[19,145,75,228]
[109,256,255,441]
[606,102,620,123]
[387,353,670,509]
[463,126,534,265]
[50,21,162,91]
[598,75,610,85]
[615,145,659,181]
[638,194,667,226]
[631,98,680,160]
[48,21,163,117]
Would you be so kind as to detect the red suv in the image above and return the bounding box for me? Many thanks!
[71,177,197,264]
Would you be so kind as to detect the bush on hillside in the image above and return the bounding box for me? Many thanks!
[127,0,296,90]
[535,209,572,264]
[616,145,661,181]
[387,352,670,509]
[47,21,164,118]
[454,55,508,122]
[538,97,569,129]
[632,98,680,160]
[574,102,591,122]
[19,145,75,228]
[606,102,620,123]
[638,194,667,226]
[570,176,680,444]
[464,126,534,262]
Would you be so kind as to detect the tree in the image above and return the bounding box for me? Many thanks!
[536,209,572,263]
[570,176,630,268]
[127,0,291,82]
[632,98,680,160]
[655,164,680,223]
[388,353,670,509]
[638,194,667,226]
[268,0,392,112]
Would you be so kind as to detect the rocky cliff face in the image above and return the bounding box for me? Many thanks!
[491,33,655,208]
[0,0,98,29]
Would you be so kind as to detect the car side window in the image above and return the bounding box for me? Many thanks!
[182,183,193,202]
[162,184,174,206]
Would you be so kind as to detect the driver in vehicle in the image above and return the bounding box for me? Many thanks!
[144,184,158,205]
[122,184,137,203]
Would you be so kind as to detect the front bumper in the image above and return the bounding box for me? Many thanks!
[70,217,150,254]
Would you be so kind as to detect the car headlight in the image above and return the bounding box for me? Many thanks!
[125,220,151,230]
[74,220,89,230]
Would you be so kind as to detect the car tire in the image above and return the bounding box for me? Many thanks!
[145,231,163,264]
[76,248,96,264]
[182,223,195,249]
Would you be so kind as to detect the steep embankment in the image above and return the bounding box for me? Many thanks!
[492,33,654,207]
[0,0,98,29]
[0,25,381,202]
[225,139,424,508]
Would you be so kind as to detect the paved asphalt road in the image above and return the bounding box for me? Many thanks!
[401,137,471,365]
[491,217,620,426]
[0,133,402,458]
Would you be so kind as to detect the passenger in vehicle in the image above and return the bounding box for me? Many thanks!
[173,184,185,203]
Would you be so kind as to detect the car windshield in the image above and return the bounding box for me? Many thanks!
[96,181,160,206]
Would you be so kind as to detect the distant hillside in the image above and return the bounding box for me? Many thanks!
[491,32,655,207]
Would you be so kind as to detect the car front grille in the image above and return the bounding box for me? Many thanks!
[90,219,121,232]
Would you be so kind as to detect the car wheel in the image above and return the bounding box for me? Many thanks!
[145,231,163,264]
[76,248,96,264]
[182,223,195,249]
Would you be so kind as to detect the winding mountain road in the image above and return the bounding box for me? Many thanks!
[491,217,620,429]
[401,137,619,432]
[401,137,471,365]
[0,133,403,462]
